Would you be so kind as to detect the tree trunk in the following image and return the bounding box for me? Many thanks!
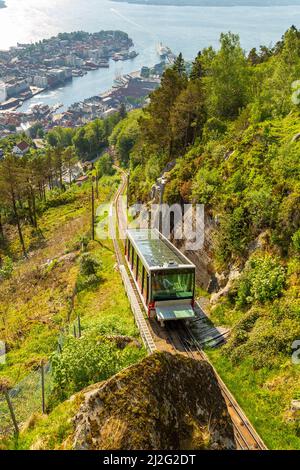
[30,186,37,228]
[11,190,26,258]
[27,195,34,226]
[0,212,4,241]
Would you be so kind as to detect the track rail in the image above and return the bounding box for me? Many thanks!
[111,169,267,451]
[111,171,156,354]
[167,322,267,450]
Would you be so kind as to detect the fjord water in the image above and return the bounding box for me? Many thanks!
[1,0,300,110]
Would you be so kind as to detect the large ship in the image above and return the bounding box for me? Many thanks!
[156,42,176,64]
[156,42,173,58]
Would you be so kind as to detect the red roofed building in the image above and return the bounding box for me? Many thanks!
[12,140,30,156]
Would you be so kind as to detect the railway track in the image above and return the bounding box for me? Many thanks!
[165,322,267,450]
[111,170,267,451]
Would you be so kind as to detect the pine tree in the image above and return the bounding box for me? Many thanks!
[173,52,186,78]
[190,51,203,80]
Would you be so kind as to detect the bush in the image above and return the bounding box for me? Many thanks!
[292,229,300,253]
[236,254,286,306]
[202,117,227,141]
[50,332,145,403]
[192,167,221,204]
[41,190,76,210]
[76,253,102,292]
[0,256,13,280]
[79,253,101,276]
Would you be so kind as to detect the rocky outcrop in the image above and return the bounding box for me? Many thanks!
[72,352,235,450]
[210,269,241,305]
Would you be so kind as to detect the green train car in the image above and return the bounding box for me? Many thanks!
[125,229,196,326]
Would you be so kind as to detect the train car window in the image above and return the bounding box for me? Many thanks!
[141,266,145,294]
[146,275,149,304]
[138,257,143,284]
[136,256,139,281]
[127,240,130,261]
[152,270,194,301]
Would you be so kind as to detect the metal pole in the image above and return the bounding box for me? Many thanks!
[91,184,95,241]
[96,170,99,199]
[41,362,45,414]
[4,391,19,436]
[127,172,130,210]
[77,314,81,338]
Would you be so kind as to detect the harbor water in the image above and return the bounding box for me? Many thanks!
[1,0,300,111]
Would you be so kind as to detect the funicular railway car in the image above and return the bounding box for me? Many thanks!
[125,229,196,326]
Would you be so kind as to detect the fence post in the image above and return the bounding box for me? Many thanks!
[77,314,81,338]
[4,391,19,436]
[41,361,45,414]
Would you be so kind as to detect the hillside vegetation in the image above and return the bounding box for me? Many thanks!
[116,28,300,449]
[0,107,147,447]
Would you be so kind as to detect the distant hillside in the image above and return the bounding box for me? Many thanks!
[112,0,300,6]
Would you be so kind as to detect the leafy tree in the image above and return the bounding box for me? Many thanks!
[63,146,78,185]
[139,67,187,159]
[110,110,142,167]
[96,153,115,178]
[205,32,250,119]
[170,80,207,150]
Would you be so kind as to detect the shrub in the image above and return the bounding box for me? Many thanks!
[79,252,101,276]
[192,167,221,204]
[76,253,102,292]
[202,117,227,141]
[50,332,145,403]
[236,254,286,306]
[40,189,76,211]
[215,206,251,266]
[0,256,13,280]
[292,229,300,253]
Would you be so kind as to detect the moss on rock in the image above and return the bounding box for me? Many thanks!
[72,351,235,450]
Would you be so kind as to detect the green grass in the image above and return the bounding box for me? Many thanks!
[11,394,82,450]
[206,348,300,450]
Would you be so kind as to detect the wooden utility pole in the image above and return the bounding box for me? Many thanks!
[91,183,95,241]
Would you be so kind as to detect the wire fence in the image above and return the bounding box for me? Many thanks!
[0,315,82,439]
[0,362,52,437]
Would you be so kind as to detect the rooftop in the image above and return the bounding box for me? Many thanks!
[127,229,194,270]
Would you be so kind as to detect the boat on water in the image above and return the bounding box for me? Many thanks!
[156,42,172,58]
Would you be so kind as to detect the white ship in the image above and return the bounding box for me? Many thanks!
[156,42,172,58]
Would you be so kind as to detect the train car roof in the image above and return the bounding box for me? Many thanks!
[126,229,195,271]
